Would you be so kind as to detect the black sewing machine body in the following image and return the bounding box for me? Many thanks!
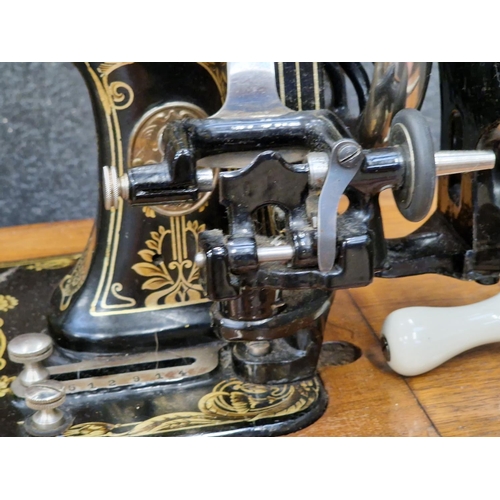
[1,62,500,436]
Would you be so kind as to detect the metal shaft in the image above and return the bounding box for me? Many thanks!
[435,150,496,176]
[257,245,295,263]
[196,245,294,268]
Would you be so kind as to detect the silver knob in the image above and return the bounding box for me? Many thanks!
[102,166,129,210]
[24,380,71,436]
[7,333,53,397]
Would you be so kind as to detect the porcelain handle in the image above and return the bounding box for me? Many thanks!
[380,293,500,376]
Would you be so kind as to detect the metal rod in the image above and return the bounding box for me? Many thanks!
[195,244,295,268]
[435,150,496,176]
[257,245,295,263]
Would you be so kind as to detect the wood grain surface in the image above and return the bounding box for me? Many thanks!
[1,190,498,436]
[0,219,93,263]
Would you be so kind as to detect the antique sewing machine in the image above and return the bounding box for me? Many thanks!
[1,62,500,436]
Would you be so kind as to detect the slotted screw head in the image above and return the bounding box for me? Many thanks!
[337,142,363,168]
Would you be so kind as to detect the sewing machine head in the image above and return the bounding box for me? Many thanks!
[2,62,499,436]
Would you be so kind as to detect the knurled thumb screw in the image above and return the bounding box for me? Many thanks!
[7,333,53,398]
[25,380,72,436]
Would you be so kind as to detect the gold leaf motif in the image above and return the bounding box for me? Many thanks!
[132,217,208,308]
[97,62,134,78]
[142,207,157,218]
[0,295,18,312]
[131,263,166,278]
[64,377,319,437]
[142,277,173,290]
[65,422,116,437]
[137,250,154,263]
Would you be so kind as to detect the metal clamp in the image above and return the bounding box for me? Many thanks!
[318,139,364,272]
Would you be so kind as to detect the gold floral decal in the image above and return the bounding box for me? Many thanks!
[0,254,80,270]
[198,62,227,100]
[26,256,79,271]
[0,296,19,397]
[64,377,319,437]
[142,207,157,219]
[0,295,18,313]
[132,219,207,307]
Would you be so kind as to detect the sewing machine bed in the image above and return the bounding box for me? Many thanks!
[0,261,330,437]
[2,193,500,436]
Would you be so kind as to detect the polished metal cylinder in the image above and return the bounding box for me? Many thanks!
[196,167,215,191]
[435,150,496,176]
[195,244,295,269]
[103,165,215,210]
[257,245,294,263]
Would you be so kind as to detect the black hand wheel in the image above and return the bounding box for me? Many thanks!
[389,109,436,222]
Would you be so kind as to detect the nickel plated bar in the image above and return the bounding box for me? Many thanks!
[435,150,496,176]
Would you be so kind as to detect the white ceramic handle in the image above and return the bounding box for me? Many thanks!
[380,293,500,376]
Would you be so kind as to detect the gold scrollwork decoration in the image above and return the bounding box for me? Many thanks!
[64,377,319,437]
[132,220,207,307]
[25,256,79,271]
[109,81,134,110]
[0,375,14,398]
[198,62,227,99]
[109,283,137,307]
[59,228,96,311]
[97,62,134,78]
[0,295,18,313]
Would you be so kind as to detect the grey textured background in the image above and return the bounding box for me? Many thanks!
[0,62,98,227]
[0,63,440,228]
